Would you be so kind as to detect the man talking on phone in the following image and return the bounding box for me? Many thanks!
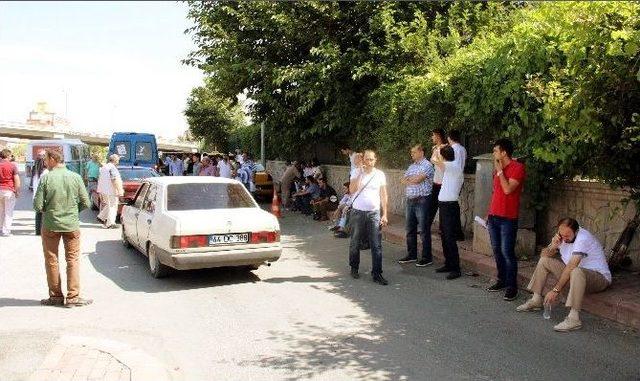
[486,138,526,301]
[348,150,389,285]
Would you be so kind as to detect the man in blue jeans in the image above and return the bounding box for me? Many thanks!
[398,144,435,267]
[486,138,526,301]
[349,150,389,285]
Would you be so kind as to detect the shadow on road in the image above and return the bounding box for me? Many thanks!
[88,240,261,293]
[0,298,41,307]
[236,211,640,381]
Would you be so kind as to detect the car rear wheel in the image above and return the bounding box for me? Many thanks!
[148,244,171,278]
[121,226,131,248]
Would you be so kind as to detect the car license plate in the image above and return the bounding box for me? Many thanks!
[209,233,249,245]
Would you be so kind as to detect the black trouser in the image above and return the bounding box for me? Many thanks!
[35,211,42,236]
[427,184,441,230]
[439,201,461,272]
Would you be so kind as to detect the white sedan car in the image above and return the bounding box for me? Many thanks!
[121,176,281,278]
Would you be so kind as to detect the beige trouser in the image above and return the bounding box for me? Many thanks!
[97,194,119,226]
[527,256,610,310]
[0,189,16,235]
[42,228,81,299]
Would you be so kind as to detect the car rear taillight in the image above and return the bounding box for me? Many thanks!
[171,235,208,249]
[250,231,280,244]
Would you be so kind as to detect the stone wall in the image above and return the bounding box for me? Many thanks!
[267,160,476,233]
[267,160,640,270]
[542,181,639,269]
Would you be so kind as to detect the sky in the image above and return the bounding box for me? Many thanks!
[0,1,204,139]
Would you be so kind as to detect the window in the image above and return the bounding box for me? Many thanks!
[167,183,256,211]
[143,185,157,213]
[114,142,131,161]
[135,142,153,161]
[133,183,149,209]
[120,168,159,181]
[71,146,81,161]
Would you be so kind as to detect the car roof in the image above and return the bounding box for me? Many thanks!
[144,176,240,186]
[117,166,153,170]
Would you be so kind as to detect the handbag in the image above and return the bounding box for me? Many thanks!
[344,172,377,250]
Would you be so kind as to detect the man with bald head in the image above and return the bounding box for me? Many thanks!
[97,154,123,228]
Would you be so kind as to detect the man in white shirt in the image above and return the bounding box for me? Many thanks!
[447,129,466,241]
[218,155,233,178]
[348,150,389,285]
[340,146,358,178]
[428,129,447,230]
[431,145,464,280]
[169,155,184,176]
[517,218,611,332]
[97,154,123,228]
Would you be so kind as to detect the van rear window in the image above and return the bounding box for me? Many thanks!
[167,183,255,210]
[114,142,130,160]
[135,142,152,161]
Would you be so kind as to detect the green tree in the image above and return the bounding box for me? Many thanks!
[184,81,247,152]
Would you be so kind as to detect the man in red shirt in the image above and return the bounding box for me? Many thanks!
[486,139,526,301]
[0,148,21,236]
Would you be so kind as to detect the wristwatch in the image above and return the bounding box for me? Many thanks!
[552,287,560,293]
[496,171,503,177]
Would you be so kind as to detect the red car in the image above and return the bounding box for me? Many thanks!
[90,166,160,217]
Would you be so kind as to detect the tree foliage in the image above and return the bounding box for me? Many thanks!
[185,1,640,205]
[184,80,247,152]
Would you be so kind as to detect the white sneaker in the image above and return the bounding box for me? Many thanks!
[516,299,543,312]
[554,317,582,332]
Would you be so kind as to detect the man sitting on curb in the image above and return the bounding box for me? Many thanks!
[311,177,337,221]
[517,217,612,332]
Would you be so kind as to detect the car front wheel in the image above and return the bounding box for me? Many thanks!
[148,244,172,278]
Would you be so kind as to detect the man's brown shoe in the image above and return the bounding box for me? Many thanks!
[64,297,93,308]
[40,297,65,306]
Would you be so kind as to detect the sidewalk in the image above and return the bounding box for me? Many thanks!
[28,336,174,381]
[382,214,640,330]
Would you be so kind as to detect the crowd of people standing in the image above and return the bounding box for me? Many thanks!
[280,131,612,332]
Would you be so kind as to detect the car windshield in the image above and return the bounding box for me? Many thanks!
[167,183,256,211]
[120,168,159,181]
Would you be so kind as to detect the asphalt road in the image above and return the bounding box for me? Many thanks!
[1,185,640,380]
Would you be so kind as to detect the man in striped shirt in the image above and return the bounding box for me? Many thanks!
[398,144,435,267]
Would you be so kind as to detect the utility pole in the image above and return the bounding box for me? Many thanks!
[260,122,265,167]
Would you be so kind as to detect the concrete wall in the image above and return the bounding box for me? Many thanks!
[267,160,640,269]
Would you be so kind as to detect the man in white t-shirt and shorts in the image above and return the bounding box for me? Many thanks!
[517,217,611,332]
[348,150,389,285]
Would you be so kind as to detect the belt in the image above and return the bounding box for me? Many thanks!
[88,178,98,182]
[407,196,427,201]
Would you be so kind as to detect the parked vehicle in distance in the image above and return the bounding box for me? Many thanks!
[25,139,90,188]
[252,163,274,199]
[108,132,158,169]
[120,176,281,278]
[90,166,160,216]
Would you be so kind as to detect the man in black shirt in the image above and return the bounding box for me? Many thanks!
[311,177,337,221]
